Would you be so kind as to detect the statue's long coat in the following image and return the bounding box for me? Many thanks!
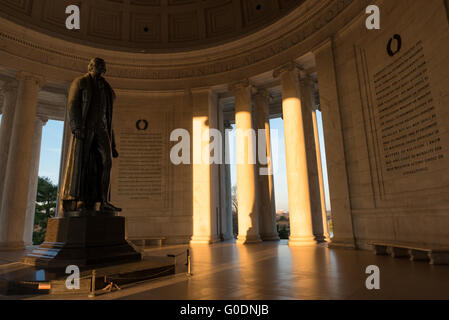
[61,73,116,203]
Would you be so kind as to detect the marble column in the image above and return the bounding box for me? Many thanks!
[230,80,261,244]
[56,104,71,217]
[0,80,19,215]
[0,72,45,250]
[190,88,220,244]
[218,100,234,241]
[253,89,279,241]
[312,107,331,242]
[314,40,355,248]
[298,75,327,243]
[24,115,48,246]
[274,62,316,247]
[223,122,234,240]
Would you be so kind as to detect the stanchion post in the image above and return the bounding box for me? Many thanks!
[187,249,192,276]
[88,270,96,298]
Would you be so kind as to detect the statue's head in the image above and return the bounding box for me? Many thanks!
[88,58,106,77]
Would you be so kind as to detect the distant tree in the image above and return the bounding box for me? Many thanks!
[33,177,58,245]
[278,225,289,240]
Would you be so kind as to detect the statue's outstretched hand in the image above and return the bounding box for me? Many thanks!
[112,148,119,158]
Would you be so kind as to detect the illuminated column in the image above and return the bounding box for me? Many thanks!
[274,62,316,247]
[24,115,48,246]
[299,75,329,243]
[230,80,261,244]
[0,72,45,250]
[253,89,279,241]
[0,80,19,215]
[190,88,220,244]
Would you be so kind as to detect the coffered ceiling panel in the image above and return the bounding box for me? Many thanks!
[0,0,306,52]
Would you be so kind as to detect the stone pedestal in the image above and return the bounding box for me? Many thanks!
[22,215,141,269]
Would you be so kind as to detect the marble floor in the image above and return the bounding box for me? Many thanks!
[2,241,449,300]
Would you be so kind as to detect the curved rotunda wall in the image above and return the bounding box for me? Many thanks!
[0,0,306,53]
[0,0,357,91]
[0,0,363,246]
[3,0,449,249]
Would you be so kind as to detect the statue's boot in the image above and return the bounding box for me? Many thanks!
[101,202,122,212]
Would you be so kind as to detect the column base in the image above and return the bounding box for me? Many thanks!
[327,237,356,249]
[190,235,221,245]
[236,234,261,245]
[260,233,280,241]
[288,236,317,247]
[221,233,235,241]
[314,235,330,243]
[0,241,26,251]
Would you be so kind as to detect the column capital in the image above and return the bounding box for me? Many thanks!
[228,79,251,92]
[299,76,320,111]
[273,61,303,79]
[224,120,233,130]
[16,71,46,88]
[1,79,19,95]
[298,75,315,88]
[36,114,49,126]
[253,88,271,101]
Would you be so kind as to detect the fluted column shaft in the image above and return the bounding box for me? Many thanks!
[0,81,19,213]
[220,118,234,241]
[299,76,328,242]
[274,63,316,246]
[190,88,220,244]
[312,108,331,241]
[0,73,45,250]
[253,89,279,241]
[24,116,47,245]
[231,80,261,244]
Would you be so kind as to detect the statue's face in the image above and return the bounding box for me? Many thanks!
[88,59,106,77]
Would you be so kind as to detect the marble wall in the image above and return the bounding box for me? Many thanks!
[316,0,449,248]
[110,91,194,244]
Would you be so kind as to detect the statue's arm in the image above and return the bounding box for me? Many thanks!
[111,130,119,158]
[109,83,119,157]
[67,78,83,133]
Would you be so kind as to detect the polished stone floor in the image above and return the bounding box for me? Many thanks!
[2,241,449,300]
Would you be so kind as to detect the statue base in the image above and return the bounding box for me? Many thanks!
[22,214,141,269]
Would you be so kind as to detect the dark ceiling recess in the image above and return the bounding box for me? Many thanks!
[0,0,306,52]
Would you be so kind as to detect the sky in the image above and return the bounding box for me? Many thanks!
[38,120,64,184]
[0,113,331,212]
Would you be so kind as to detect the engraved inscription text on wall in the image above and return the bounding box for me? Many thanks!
[373,40,444,176]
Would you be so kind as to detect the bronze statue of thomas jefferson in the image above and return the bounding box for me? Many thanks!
[61,58,121,213]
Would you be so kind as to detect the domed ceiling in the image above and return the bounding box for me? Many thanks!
[0,0,305,52]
